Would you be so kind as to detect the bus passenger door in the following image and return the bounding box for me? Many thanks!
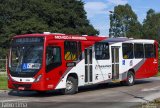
[111,47,120,80]
[84,47,93,83]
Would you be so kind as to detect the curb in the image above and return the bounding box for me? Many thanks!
[0,90,8,93]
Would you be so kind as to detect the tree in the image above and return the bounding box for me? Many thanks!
[142,9,160,41]
[0,0,99,58]
[109,4,142,38]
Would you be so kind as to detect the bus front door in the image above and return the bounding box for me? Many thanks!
[111,47,120,80]
[84,47,93,83]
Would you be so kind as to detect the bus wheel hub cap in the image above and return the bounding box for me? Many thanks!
[66,81,73,90]
[129,75,133,83]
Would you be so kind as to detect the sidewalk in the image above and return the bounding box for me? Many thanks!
[0,72,6,74]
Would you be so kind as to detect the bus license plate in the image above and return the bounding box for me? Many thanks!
[18,87,25,90]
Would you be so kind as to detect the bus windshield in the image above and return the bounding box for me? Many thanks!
[9,37,44,77]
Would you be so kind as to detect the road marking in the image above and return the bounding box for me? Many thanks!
[0,99,28,102]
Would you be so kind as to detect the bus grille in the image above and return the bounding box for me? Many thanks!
[13,84,31,90]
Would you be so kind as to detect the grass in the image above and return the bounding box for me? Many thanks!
[0,73,8,90]
[156,71,160,77]
[137,98,160,108]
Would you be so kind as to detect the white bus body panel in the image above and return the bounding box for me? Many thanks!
[56,39,156,89]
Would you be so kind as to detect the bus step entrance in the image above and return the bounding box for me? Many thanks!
[111,79,120,83]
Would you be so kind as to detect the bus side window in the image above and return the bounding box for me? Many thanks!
[46,46,61,72]
[144,44,155,58]
[134,44,144,58]
[154,44,157,58]
[64,41,78,61]
[122,43,133,59]
[78,42,82,60]
[95,42,109,60]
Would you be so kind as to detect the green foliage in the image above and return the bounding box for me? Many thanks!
[0,73,8,90]
[0,0,99,58]
[142,9,160,41]
[109,4,143,38]
[109,4,160,42]
[0,48,7,59]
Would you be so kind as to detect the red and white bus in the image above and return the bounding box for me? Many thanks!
[7,32,158,94]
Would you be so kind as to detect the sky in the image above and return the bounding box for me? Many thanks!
[83,0,160,36]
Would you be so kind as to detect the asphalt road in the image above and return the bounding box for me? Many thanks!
[1,77,160,108]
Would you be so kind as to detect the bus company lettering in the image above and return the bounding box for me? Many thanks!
[55,36,87,40]
[95,65,111,70]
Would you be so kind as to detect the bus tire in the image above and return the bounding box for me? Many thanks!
[64,76,78,95]
[124,71,135,86]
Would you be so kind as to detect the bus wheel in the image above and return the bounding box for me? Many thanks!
[125,71,135,86]
[65,77,78,95]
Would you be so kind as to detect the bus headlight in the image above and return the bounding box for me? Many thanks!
[34,75,42,82]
